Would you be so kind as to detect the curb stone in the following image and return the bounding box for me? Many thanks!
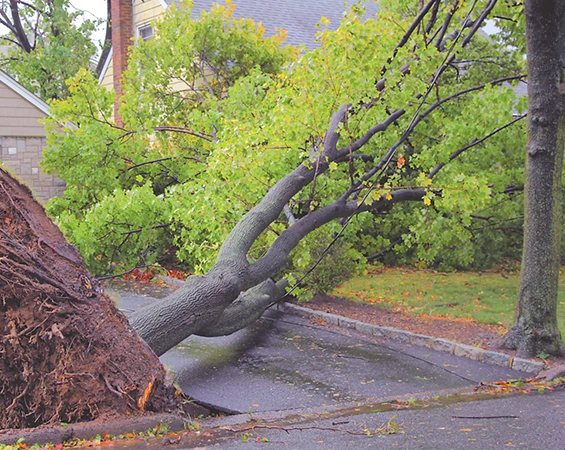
[277,302,544,374]
[0,413,190,446]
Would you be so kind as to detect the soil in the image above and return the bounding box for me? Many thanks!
[300,294,514,354]
[0,169,178,429]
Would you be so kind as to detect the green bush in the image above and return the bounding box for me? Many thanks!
[296,229,366,295]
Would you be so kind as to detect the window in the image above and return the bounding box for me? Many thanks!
[138,24,153,42]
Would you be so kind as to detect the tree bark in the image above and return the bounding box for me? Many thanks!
[5,0,33,52]
[502,0,565,357]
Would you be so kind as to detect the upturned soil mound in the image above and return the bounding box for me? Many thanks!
[0,169,178,429]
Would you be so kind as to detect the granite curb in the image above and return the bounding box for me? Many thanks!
[277,302,545,375]
[0,413,191,446]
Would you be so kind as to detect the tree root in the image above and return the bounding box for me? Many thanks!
[0,168,178,429]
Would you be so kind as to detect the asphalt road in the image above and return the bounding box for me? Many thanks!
[182,388,565,449]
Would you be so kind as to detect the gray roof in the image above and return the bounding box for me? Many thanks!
[165,0,378,49]
[513,80,528,97]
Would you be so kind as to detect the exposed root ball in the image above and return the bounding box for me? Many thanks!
[0,169,178,429]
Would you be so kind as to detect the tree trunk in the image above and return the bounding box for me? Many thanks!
[502,0,565,357]
[0,169,177,429]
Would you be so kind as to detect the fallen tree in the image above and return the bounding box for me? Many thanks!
[128,0,528,356]
[2,0,549,430]
[43,0,528,277]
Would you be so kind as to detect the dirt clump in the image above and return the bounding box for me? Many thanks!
[0,168,178,429]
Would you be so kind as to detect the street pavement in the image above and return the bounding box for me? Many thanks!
[103,283,565,449]
[177,388,565,449]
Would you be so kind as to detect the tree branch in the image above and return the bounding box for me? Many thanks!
[154,126,215,142]
[335,109,406,156]
[366,238,404,261]
[7,0,32,52]
[434,0,460,50]
[461,0,498,47]
[428,113,527,179]
[283,204,297,225]
[343,74,526,201]
[194,279,288,337]
[248,188,424,284]
[126,156,205,170]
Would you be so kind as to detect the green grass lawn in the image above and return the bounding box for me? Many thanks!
[331,267,565,336]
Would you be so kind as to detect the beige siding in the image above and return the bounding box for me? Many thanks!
[133,0,166,34]
[100,57,114,91]
[0,81,47,137]
[0,75,64,202]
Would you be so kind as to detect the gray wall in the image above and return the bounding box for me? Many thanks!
[0,136,65,203]
[0,78,65,203]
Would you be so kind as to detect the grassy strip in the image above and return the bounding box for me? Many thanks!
[331,267,565,337]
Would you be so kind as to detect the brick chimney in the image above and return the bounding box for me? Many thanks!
[110,0,133,127]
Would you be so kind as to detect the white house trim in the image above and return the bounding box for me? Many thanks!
[0,70,50,116]
[98,47,113,84]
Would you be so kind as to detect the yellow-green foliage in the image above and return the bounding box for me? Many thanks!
[43,0,529,283]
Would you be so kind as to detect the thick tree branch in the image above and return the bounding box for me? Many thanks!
[392,0,442,56]
[216,105,352,265]
[7,0,32,52]
[335,109,406,156]
[0,8,18,36]
[461,0,498,47]
[248,188,424,284]
[425,0,442,35]
[434,0,460,50]
[195,279,288,337]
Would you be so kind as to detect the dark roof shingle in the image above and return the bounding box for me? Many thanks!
[165,0,378,49]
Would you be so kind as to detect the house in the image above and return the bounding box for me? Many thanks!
[98,0,378,122]
[0,69,65,202]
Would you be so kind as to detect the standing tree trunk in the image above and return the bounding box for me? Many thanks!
[502,0,565,357]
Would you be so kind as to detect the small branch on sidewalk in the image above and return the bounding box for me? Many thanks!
[225,424,370,436]
[224,415,402,437]
[452,415,519,419]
